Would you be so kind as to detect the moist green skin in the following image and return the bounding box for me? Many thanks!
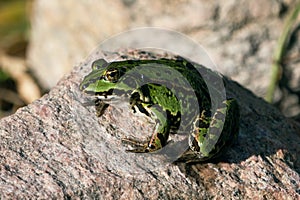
[79,57,240,162]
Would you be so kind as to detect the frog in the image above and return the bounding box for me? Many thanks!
[79,56,240,162]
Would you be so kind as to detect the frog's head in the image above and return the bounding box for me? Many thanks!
[79,59,137,98]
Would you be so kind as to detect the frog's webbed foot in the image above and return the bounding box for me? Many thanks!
[121,137,160,153]
[122,122,166,153]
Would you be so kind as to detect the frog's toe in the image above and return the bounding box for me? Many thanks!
[121,138,160,153]
[121,138,149,152]
[125,147,151,153]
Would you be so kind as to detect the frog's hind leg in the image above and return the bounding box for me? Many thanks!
[122,105,171,153]
[188,98,239,160]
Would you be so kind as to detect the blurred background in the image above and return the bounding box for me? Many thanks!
[0,0,299,118]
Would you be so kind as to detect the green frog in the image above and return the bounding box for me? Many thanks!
[79,56,239,162]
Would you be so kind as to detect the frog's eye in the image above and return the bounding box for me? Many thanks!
[92,59,108,70]
[104,69,119,82]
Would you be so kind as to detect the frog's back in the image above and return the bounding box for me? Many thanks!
[106,57,211,109]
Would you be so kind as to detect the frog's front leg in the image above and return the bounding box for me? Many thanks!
[122,94,171,153]
[94,99,109,117]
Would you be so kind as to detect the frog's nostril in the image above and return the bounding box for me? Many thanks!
[80,84,87,90]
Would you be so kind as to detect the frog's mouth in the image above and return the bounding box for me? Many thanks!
[93,89,130,103]
[94,89,114,99]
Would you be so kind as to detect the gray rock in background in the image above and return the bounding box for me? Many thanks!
[27,0,299,116]
[27,0,129,88]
